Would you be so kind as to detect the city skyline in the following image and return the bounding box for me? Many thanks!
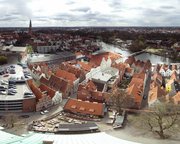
[0,0,180,27]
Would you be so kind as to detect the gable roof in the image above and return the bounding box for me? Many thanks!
[125,56,135,65]
[39,76,49,85]
[40,74,71,94]
[126,84,143,105]
[26,79,43,101]
[170,71,178,80]
[90,52,121,66]
[77,61,92,72]
[48,74,70,93]
[55,69,77,84]
[64,98,104,116]
[39,84,56,98]
[172,92,180,105]
[148,86,166,104]
[60,62,84,78]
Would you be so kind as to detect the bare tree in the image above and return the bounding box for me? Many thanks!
[110,88,132,114]
[140,103,180,139]
[3,113,18,128]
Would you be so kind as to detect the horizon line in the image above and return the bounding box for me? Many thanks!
[0,26,180,28]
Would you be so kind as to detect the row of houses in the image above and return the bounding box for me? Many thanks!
[26,79,62,111]
[148,63,180,106]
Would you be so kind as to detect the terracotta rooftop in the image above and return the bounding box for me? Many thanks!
[64,98,104,116]
[77,61,92,72]
[55,69,77,84]
[172,92,180,105]
[60,62,84,78]
[170,71,178,80]
[48,74,70,93]
[125,56,135,65]
[125,67,134,74]
[90,52,121,66]
[148,86,166,104]
[39,84,56,98]
[126,72,146,109]
[40,74,71,95]
[26,79,43,101]
[40,76,49,85]
[126,84,143,105]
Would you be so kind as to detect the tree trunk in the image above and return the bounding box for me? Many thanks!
[156,130,166,139]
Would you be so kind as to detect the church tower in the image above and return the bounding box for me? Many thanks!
[28,20,32,35]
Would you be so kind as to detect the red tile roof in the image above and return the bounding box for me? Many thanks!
[26,79,43,101]
[60,62,84,78]
[126,72,145,109]
[64,98,104,116]
[90,52,121,66]
[126,84,143,105]
[77,61,92,72]
[40,74,71,98]
[48,74,70,93]
[55,69,77,84]
[125,67,134,74]
[125,56,135,65]
[148,86,166,104]
[170,71,178,80]
[39,84,56,98]
[40,76,49,85]
[172,92,180,105]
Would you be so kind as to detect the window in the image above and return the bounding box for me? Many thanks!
[89,109,95,112]
[71,105,76,109]
[79,107,85,111]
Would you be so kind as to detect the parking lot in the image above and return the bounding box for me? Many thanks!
[0,64,33,101]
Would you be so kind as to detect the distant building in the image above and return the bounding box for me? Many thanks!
[29,20,32,35]
[0,45,27,62]
[27,51,76,64]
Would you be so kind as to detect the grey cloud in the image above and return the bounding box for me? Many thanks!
[1,0,32,18]
[142,8,169,17]
[52,10,123,25]
[65,0,76,5]
[160,6,176,10]
[71,7,91,13]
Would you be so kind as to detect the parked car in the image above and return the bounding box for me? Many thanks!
[0,91,7,95]
[8,89,17,93]
[3,74,9,77]
[0,85,6,89]
[8,80,16,84]
[40,111,45,115]
[44,110,49,113]
[8,85,16,89]
[24,92,33,97]
[7,92,16,95]
[9,69,16,74]
[0,89,6,92]
[10,65,15,68]
[1,80,8,85]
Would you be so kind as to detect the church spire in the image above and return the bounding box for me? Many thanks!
[28,19,32,35]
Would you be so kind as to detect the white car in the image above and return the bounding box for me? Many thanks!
[1,80,8,85]
[44,110,49,113]
[0,91,7,95]
[40,111,45,115]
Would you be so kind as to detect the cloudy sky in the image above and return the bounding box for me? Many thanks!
[0,0,180,27]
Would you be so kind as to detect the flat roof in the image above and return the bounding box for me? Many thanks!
[0,130,22,144]
[58,123,98,132]
[2,45,27,52]
[92,72,112,83]
[0,65,34,101]
[27,51,75,63]
[0,131,140,144]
